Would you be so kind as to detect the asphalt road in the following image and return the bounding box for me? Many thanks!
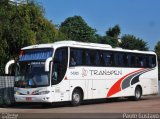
[0,82,159,119]
[0,95,160,119]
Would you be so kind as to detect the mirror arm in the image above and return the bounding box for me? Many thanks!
[5,60,15,74]
[45,57,52,71]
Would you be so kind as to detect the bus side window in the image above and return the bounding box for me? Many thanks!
[85,50,91,66]
[141,56,147,67]
[89,50,94,66]
[102,51,113,66]
[135,55,141,67]
[99,52,105,66]
[89,50,100,66]
[76,49,83,65]
[114,53,119,66]
[70,49,76,66]
[128,54,136,67]
[115,53,125,67]
[149,55,156,68]
[136,55,150,68]
[70,48,83,66]
[95,51,100,66]
[70,52,75,66]
[123,54,128,67]
[52,47,68,85]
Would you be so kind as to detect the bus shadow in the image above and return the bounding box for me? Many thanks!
[2,97,149,109]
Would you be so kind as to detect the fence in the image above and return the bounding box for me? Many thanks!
[0,76,15,106]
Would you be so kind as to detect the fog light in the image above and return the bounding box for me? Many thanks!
[43,97,50,100]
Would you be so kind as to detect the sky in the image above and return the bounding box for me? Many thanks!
[36,0,160,50]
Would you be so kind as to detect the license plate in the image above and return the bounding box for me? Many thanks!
[26,97,32,101]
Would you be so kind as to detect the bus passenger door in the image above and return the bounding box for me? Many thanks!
[51,47,70,102]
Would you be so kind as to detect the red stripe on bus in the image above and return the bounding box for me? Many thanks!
[107,68,144,97]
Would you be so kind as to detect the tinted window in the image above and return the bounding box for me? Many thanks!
[149,55,156,68]
[129,54,136,67]
[69,47,157,68]
[140,56,147,67]
[70,48,83,66]
[52,47,68,85]
[89,50,100,66]
[85,50,90,65]
[70,48,101,66]
[123,54,128,67]
[114,53,126,66]
[135,55,141,67]
[101,51,114,66]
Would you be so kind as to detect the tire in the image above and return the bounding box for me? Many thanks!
[3,89,12,107]
[71,89,82,106]
[129,86,142,101]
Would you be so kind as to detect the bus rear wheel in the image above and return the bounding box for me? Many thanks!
[129,86,142,101]
[71,89,82,106]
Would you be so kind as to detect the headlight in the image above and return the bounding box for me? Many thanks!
[38,91,50,95]
[33,90,50,95]
[14,91,24,95]
[15,91,20,95]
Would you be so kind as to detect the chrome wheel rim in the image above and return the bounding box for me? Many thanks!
[136,90,141,99]
[73,93,80,103]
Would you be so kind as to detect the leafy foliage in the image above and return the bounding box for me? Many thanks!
[96,35,118,48]
[59,16,96,42]
[95,25,120,47]
[120,34,149,51]
[155,41,160,80]
[0,0,61,75]
[106,25,120,38]
[0,0,151,75]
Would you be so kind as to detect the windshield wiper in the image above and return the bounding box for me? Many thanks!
[28,78,38,88]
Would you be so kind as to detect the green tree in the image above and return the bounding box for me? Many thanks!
[96,25,120,47]
[106,25,121,39]
[155,41,160,80]
[120,34,149,51]
[97,36,118,48]
[0,0,60,75]
[59,16,96,42]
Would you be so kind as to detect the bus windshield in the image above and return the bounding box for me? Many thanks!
[15,48,53,88]
[15,61,50,88]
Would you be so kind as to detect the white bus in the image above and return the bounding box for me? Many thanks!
[5,41,159,106]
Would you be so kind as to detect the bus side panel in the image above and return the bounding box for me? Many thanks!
[105,67,158,98]
[69,79,86,100]
[140,68,158,95]
[92,79,106,99]
[51,80,70,102]
[68,67,87,101]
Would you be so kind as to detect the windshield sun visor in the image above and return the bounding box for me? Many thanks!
[19,49,53,61]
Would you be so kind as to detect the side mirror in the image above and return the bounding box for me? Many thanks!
[5,60,15,74]
[45,57,52,72]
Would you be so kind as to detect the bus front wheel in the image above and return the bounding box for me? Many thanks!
[71,89,82,106]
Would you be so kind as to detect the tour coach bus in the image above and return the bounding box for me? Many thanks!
[5,41,158,106]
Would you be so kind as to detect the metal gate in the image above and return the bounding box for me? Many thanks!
[0,76,15,106]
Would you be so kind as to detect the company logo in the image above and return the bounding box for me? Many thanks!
[89,69,122,76]
[82,68,88,77]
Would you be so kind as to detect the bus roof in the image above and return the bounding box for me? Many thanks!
[21,41,156,55]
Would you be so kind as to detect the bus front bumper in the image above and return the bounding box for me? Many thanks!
[14,94,52,103]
